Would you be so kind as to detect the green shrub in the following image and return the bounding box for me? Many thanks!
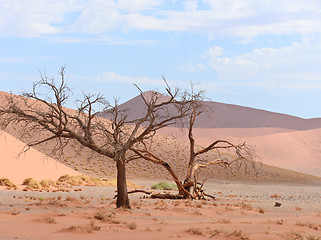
[151,182,178,190]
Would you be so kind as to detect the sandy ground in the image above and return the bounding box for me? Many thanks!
[1,180,321,240]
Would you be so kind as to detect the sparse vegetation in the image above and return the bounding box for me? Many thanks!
[296,221,319,230]
[57,175,104,186]
[187,227,203,235]
[217,218,231,224]
[277,219,285,225]
[125,221,137,230]
[258,207,265,214]
[95,208,120,224]
[44,217,56,224]
[241,202,253,210]
[229,230,249,240]
[11,209,20,215]
[67,220,101,233]
[0,178,17,190]
[151,182,178,190]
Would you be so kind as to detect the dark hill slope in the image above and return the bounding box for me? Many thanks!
[98,91,321,130]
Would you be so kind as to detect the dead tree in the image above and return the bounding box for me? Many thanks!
[0,66,196,208]
[181,97,253,198]
[131,89,254,200]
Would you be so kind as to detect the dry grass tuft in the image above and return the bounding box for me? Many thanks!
[229,230,249,240]
[187,227,203,235]
[67,220,101,233]
[296,221,319,230]
[217,218,231,224]
[22,178,42,191]
[95,208,120,224]
[258,207,265,214]
[125,221,137,230]
[241,203,253,210]
[276,219,285,225]
[44,217,56,224]
[0,178,17,190]
[11,209,20,215]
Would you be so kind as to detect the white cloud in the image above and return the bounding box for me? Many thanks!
[0,0,77,37]
[184,0,199,12]
[97,72,164,86]
[117,0,161,13]
[2,0,321,38]
[204,36,321,90]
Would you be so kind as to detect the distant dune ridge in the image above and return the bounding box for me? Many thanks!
[99,91,321,178]
[99,90,321,130]
[1,90,321,183]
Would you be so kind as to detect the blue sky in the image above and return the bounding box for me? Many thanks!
[1,0,321,118]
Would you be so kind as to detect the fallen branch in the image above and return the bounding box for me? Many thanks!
[114,189,152,199]
[150,193,184,199]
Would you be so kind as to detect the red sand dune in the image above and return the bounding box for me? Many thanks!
[0,130,79,184]
[160,127,321,177]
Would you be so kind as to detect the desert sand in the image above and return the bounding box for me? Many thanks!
[158,126,321,178]
[1,91,321,239]
[0,180,321,240]
[0,130,79,184]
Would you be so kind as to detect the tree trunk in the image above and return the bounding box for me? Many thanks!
[116,157,131,209]
[182,154,196,198]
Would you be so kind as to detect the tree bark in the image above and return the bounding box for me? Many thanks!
[182,153,196,198]
[116,157,131,209]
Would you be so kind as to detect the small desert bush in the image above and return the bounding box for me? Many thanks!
[187,227,203,235]
[258,207,265,214]
[125,221,137,230]
[67,220,101,233]
[276,219,285,225]
[217,218,231,224]
[22,178,33,185]
[151,182,178,191]
[44,216,56,224]
[57,174,108,186]
[241,203,253,210]
[57,175,85,186]
[40,179,56,188]
[229,230,249,240]
[0,178,17,190]
[95,208,120,224]
[11,209,20,215]
[286,231,304,240]
[86,220,101,233]
[22,178,42,190]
